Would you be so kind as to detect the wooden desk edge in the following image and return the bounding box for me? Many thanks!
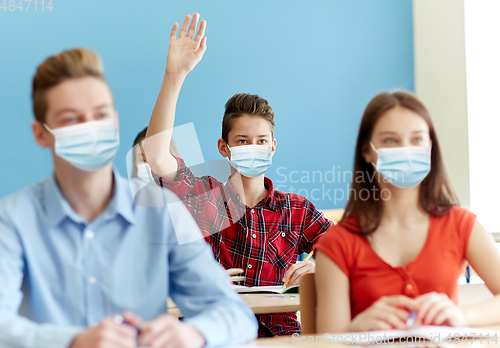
[168,293,300,317]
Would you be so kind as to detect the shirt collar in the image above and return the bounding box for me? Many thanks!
[224,176,277,211]
[43,168,136,229]
[262,177,277,210]
[107,169,136,225]
[43,174,70,230]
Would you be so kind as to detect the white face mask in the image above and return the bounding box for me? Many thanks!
[136,163,155,184]
[44,119,120,171]
[227,144,273,178]
[370,142,431,189]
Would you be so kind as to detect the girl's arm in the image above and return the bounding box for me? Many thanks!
[315,251,351,333]
[315,251,416,333]
[463,221,500,326]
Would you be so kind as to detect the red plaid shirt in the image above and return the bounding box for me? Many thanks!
[153,156,332,337]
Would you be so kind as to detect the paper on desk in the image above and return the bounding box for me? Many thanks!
[335,325,498,345]
[233,284,299,294]
[232,344,290,348]
[233,285,285,293]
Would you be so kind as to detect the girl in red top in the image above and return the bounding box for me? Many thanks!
[314,91,500,333]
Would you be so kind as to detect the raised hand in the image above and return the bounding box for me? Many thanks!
[166,13,207,76]
[144,13,206,181]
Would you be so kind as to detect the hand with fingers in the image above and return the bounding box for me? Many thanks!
[347,295,419,332]
[282,260,315,288]
[414,292,466,327]
[138,314,206,348]
[166,13,207,76]
[68,315,138,348]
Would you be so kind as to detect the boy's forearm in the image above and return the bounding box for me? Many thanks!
[144,72,186,178]
[147,72,186,140]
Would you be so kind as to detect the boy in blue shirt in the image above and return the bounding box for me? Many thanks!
[0,47,257,348]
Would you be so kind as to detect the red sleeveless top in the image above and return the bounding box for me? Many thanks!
[314,206,476,318]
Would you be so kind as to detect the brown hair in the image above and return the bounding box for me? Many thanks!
[222,93,275,142]
[341,91,459,235]
[31,48,108,123]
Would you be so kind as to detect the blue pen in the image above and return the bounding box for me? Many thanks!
[114,314,142,334]
[406,311,417,328]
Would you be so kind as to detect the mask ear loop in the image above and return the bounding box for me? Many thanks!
[43,124,55,135]
[226,143,232,162]
[369,142,378,170]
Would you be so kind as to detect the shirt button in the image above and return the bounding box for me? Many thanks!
[252,233,256,239]
[251,209,255,214]
[85,230,95,239]
[247,264,252,269]
[406,283,413,291]
[88,276,97,285]
[281,232,286,237]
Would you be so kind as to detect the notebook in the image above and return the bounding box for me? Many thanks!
[233,284,299,294]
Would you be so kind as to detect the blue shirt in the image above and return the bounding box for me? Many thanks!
[0,171,257,348]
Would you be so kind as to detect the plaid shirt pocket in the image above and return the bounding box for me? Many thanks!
[267,229,300,272]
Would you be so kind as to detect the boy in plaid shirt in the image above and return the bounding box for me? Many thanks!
[141,13,332,337]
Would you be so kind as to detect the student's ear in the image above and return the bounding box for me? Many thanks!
[32,121,54,148]
[271,138,277,156]
[361,141,376,164]
[217,138,229,158]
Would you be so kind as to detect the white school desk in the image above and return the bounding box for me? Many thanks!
[167,293,300,317]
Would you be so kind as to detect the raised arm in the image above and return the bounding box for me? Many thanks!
[144,13,207,180]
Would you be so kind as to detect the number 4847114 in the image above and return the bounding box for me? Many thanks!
[446,333,498,344]
[1,0,53,11]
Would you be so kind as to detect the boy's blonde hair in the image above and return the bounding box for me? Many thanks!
[32,48,109,123]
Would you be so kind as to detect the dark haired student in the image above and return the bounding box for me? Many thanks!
[314,91,500,332]
[140,13,332,337]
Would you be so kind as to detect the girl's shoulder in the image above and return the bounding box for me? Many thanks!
[316,216,365,251]
[432,205,477,230]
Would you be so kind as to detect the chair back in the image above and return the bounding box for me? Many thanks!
[299,273,317,334]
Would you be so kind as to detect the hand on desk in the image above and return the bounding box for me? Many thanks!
[347,292,465,332]
[282,260,315,288]
[348,295,418,332]
[69,314,137,348]
[137,313,205,348]
[414,292,466,327]
[69,311,205,348]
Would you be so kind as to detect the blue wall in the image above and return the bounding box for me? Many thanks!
[0,0,414,209]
